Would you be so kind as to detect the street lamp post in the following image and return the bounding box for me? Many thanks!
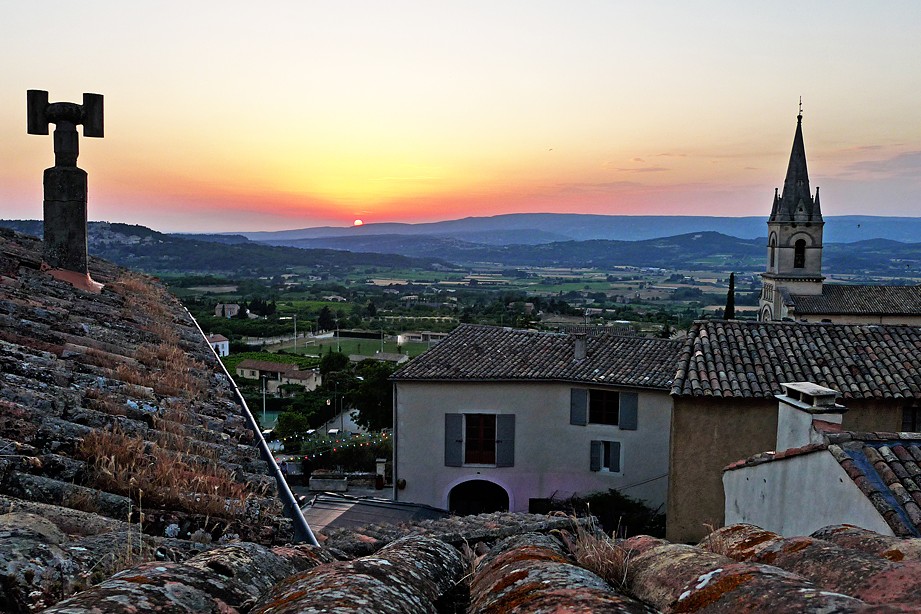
[261,375,267,427]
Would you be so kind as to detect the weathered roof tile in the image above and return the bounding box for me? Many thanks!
[673,320,921,398]
[790,284,921,317]
[393,324,682,389]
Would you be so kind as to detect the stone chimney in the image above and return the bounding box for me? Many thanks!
[775,382,846,450]
[27,90,104,293]
[573,333,587,361]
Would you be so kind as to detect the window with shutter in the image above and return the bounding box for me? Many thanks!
[496,414,515,467]
[465,414,496,464]
[589,389,619,425]
[619,392,638,430]
[590,440,621,473]
[570,388,588,425]
[444,414,463,467]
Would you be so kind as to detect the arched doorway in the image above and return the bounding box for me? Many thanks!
[448,480,509,515]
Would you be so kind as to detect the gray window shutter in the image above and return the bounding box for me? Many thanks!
[619,392,638,430]
[445,414,463,467]
[496,414,515,467]
[590,440,602,471]
[609,441,621,472]
[570,388,588,425]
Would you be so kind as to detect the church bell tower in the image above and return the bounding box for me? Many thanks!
[759,103,825,321]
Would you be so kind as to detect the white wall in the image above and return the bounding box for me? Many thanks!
[395,381,671,512]
[723,450,893,537]
[210,340,229,357]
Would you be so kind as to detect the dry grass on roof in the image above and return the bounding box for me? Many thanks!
[75,423,262,520]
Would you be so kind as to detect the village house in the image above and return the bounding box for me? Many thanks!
[235,358,321,394]
[207,332,229,356]
[214,302,241,318]
[396,330,449,345]
[669,319,921,542]
[391,324,682,514]
[723,382,921,538]
[760,109,921,324]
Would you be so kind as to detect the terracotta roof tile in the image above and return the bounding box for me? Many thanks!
[812,525,921,562]
[672,320,921,399]
[468,532,650,613]
[236,358,300,372]
[701,523,921,606]
[251,536,463,614]
[791,284,921,316]
[393,324,682,389]
[624,533,873,612]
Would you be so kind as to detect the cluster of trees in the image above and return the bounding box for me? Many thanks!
[246,297,277,317]
[271,350,399,447]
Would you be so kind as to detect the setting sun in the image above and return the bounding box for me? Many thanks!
[353,219,364,226]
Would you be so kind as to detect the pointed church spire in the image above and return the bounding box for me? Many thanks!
[770,101,820,223]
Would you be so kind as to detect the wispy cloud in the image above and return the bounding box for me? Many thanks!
[551,180,644,194]
[617,166,669,173]
[841,150,921,178]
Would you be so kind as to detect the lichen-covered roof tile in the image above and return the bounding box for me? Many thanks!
[702,524,921,606]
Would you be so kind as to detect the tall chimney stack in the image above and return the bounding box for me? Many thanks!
[573,333,587,361]
[27,89,104,292]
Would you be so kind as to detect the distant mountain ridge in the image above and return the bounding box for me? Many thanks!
[236,213,921,245]
[0,220,445,275]
[4,217,921,277]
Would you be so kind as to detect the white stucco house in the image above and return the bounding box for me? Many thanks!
[207,333,230,357]
[724,382,921,538]
[391,324,682,515]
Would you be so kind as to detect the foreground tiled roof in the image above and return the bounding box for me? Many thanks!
[790,284,921,316]
[672,319,921,399]
[826,432,921,538]
[393,324,682,389]
[32,507,921,613]
[0,229,289,609]
[701,523,921,608]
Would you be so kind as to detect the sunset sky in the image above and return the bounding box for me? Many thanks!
[2,2,920,233]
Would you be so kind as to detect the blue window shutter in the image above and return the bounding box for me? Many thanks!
[496,414,515,467]
[570,388,588,425]
[620,392,638,430]
[445,414,463,467]
[590,440,602,471]
[609,441,621,472]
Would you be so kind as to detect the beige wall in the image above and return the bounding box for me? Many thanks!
[668,396,904,543]
[668,398,776,543]
[394,381,672,512]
